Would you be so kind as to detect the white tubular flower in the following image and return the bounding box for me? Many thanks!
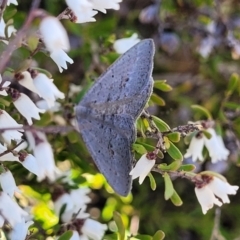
[207,177,239,204]
[195,175,239,214]
[50,49,74,73]
[9,220,33,240]
[54,192,74,217]
[39,16,73,72]
[0,110,23,145]
[195,185,222,214]
[36,100,61,112]
[184,134,205,162]
[66,0,97,23]
[13,92,45,125]
[18,153,40,177]
[0,75,11,96]
[0,192,28,227]
[70,188,91,209]
[113,33,140,54]
[90,0,122,13]
[33,73,65,107]
[129,153,155,184]
[81,218,107,240]
[40,16,70,52]
[7,0,18,6]
[34,140,56,182]
[17,71,39,95]
[204,128,229,163]
[0,169,20,197]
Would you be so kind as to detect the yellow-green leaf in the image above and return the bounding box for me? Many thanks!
[133,143,147,155]
[150,93,165,106]
[27,35,39,52]
[153,230,165,240]
[148,172,156,191]
[167,132,181,142]
[152,116,170,132]
[163,172,174,200]
[154,80,172,92]
[113,211,125,240]
[166,141,183,161]
[170,190,183,206]
[191,104,212,120]
[178,164,196,171]
[227,73,239,94]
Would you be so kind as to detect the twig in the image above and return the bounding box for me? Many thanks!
[0,1,44,73]
[0,139,24,157]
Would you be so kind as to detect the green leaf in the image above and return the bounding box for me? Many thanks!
[167,132,181,142]
[163,172,174,200]
[134,234,153,240]
[150,93,165,106]
[170,190,183,206]
[178,164,196,171]
[227,73,239,94]
[58,231,73,240]
[202,130,212,139]
[154,80,172,92]
[148,172,156,190]
[166,141,183,161]
[159,160,181,171]
[132,143,147,155]
[151,116,170,132]
[103,233,118,240]
[27,35,39,52]
[153,230,165,240]
[191,104,212,120]
[113,211,125,240]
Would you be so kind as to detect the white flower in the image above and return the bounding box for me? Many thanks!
[129,153,155,184]
[0,110,23,144]
[208,177,239,204]
[36,100,61,112]
[50,49,74,73]
[66,0,97,23]
[0,169,20,197]
[0,215,4,227]
[40,16,70,52]
[195,176,238,214]
[34,140,56,182]
[17,71,39,95]
[13,93,45,125]
[54,193,74,218]
[90,0,122,13]
[19,153,40,177]
[0,192,28,227]
[81,218,107,240]
[0,75,11,96]
[9,220,33,240]
[184,134,204,162]
[204,128,229,163]
[7,0,18,6]
[113,33,140,54]
[33,73,65,107]
[55,188,91,223]
[70,188,91,209]
[184,128,229,163]
[39,16,73,72]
